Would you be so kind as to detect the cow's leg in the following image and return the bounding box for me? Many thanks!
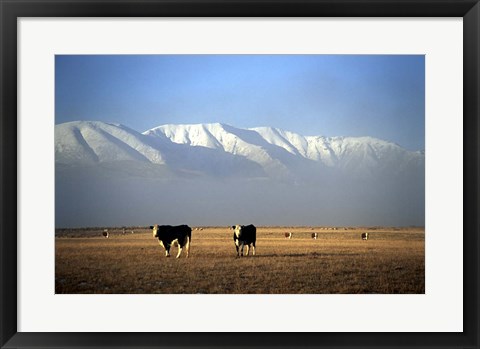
[245,244,250,256]
[176,246,183,258]
[239,242,244,257]
[235,239,241,257]
[185,237,190,258]
[252,243,256,256]
[158,240,170,257]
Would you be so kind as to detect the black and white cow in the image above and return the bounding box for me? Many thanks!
[285,232,292,239]
[150,224,192,258]
[102,229,109,238]
[232,224,256,257]
[361,232,369,240]
[311,232,318,240]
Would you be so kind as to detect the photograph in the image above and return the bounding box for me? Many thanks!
[55,54,425,294]
[2,0,476,345]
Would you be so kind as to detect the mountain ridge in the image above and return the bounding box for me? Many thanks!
[56,120,424,180]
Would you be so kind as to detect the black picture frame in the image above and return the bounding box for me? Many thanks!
[1,1,478,348]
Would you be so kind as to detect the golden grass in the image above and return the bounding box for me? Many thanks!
[55,226,424,294]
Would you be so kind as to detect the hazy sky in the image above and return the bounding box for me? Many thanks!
[55,55,425,150]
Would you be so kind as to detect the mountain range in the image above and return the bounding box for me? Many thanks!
[56,121,424,180]
[55,121,425,227]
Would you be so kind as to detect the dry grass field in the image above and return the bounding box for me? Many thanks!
[55,226,424,294]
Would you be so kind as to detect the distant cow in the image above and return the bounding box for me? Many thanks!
[232,224,256,257]
[285,232,292,239]
[311,233,318,240]
[150,224,192,258]
[362,232,369,240]
[102,229,109,238]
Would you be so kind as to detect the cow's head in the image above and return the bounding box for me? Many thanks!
[233,225,242,238]
[150,224,159,238]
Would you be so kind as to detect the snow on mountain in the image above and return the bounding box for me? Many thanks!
[144,123,293,179]
[250,126,424,176]
[144,123,424,179]
[56,121,267,179]
[55,121,166,165]
[55,120,424,181]
[251,126,308,157]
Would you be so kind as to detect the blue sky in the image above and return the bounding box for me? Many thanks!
[55,55,424,150]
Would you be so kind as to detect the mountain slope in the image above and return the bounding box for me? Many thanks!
[55,121,267,179]
[144,123,424,179]
[144,123,294,179]
[55,121,166,165]
[56,121,424,180]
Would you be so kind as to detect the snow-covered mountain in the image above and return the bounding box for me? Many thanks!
[56,121,424,180]
[55,121,166,165]
[55,121,424,227]
[55,121,266,179]
[146,123,423,178]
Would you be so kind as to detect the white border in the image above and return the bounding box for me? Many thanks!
[18,18,463,332]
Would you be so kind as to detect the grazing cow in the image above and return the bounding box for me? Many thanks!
[150,224,192,258]
[311,233,318,240]
[362,232,369,240]
[102,229,109,238]
[232,224,256,257]
[285,232,292,239]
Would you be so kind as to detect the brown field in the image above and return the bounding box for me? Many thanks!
[55,226,424,294]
